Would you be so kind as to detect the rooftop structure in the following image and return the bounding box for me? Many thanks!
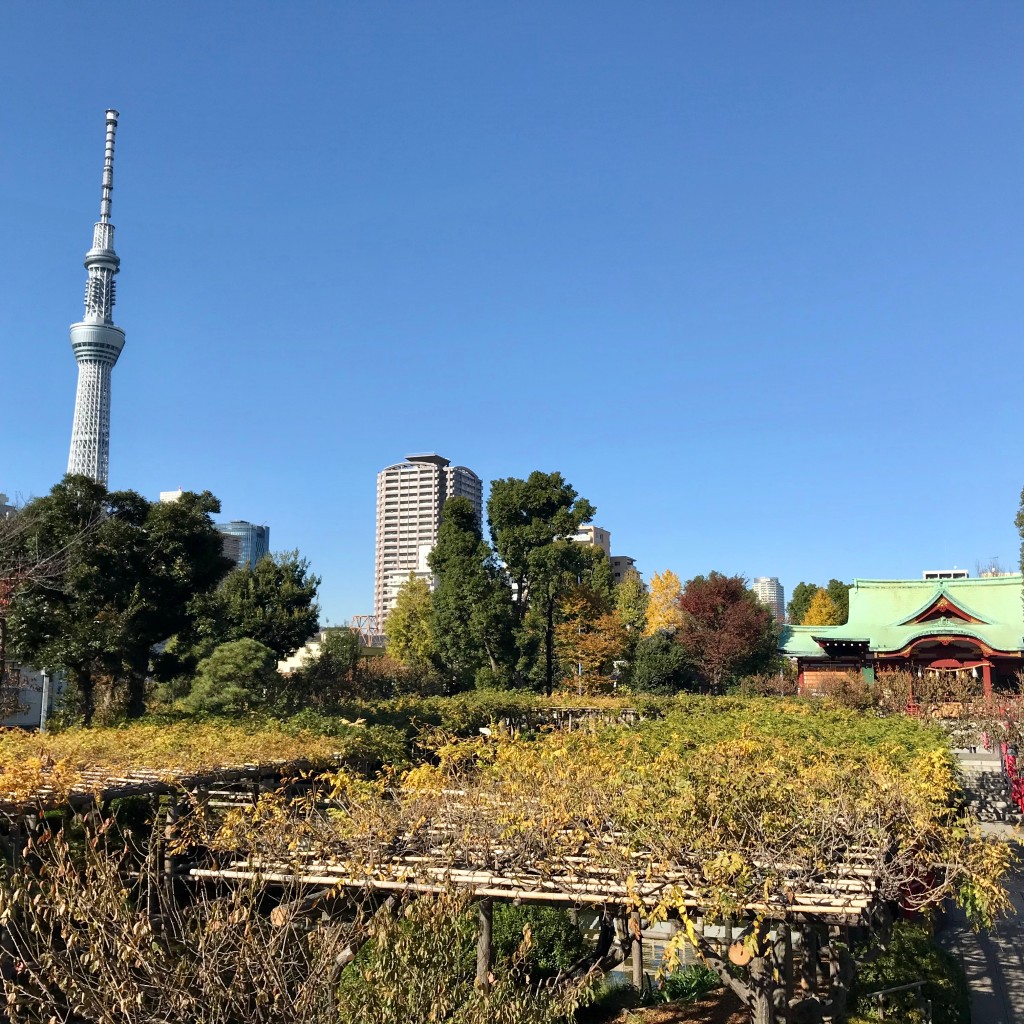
[67,110,125,487]
[781,574,1024,695]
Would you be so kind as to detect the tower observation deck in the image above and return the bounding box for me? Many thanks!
[66,109,125,486]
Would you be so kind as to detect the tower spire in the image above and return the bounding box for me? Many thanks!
[99,108,117,225]
[67,109,126,487]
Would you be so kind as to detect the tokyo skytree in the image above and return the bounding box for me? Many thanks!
[66,109,125,486]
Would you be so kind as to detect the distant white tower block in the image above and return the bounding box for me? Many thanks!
[67,110,125,487]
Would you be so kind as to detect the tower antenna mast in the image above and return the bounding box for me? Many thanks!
[66,109,125,486]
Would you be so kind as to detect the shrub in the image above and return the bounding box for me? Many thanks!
[852,922,969,1024]
[185,639,280,713]
[493,906,589,976]
[627,632,693,694]
[658,963,720,1003]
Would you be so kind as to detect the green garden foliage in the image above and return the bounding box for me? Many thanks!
[851,922,970,1024]
[185,639,281,713]
[627,631,694,694]
[657,964,720,1003]
[493,906,590,976]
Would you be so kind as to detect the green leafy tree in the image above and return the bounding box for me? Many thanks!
[10,477,231,724]
[203,551,321,661]
[386,575,437,668]
[787,582,817,626]
[678,572,779,689]
[789,580,851,626]
[615,569,648,659]
[628,630,693,694]
[185,638,279,713]
[487,472,596,695]
[826,579,851,624]
[428,497,515,689]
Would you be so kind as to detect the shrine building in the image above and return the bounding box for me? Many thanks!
[780,574,1024,696]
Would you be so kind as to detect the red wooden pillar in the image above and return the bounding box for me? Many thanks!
[982,662,993,698]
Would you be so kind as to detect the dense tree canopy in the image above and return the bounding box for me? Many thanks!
[428,497,515,689]
[386,575,437,669]
[826,579,851,623]
[789,579,851,626]
[628,630,693,694]
[186,638,280,714]
[786,581,817,626]
[9,477,231,723]
[487,472,596,694]
[677,572,778,688]
[204,551,321,661]
[553,583,626,693]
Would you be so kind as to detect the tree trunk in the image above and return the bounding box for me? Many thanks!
[76,666,96,728]
[750,952,775,1024]
[126,668,147,719]
[544,597,555,696]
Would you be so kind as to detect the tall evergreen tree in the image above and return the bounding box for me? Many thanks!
[825,579,851,624]
[487,472,596,695]
[786,582,817,626]
[208,551,321,660]
[428,497,514,689]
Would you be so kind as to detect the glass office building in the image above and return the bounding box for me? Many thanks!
[216,520,270,569]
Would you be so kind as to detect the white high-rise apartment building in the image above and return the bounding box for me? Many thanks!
[374,454,483,628]
[752,576,786,623]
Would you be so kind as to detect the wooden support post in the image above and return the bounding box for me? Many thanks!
[163,794,183,896]
[630,910,644,991]
[476,898,493,994]
[799,924,818,995]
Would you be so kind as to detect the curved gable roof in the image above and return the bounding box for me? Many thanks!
[780,575,1024,658]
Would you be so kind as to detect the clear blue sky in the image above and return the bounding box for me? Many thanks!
[3,2,1024,622]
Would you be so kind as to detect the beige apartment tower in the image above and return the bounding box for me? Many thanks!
[374,454,483,628]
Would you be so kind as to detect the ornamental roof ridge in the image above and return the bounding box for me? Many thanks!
[896,586,989,627]
[851,574,1024,587]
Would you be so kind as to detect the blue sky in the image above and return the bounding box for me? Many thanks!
[3,2,1024,622]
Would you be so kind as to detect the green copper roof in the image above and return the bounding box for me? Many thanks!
[780,575,1024,659]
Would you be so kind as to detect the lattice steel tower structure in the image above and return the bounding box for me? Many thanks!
[66,109,125,486]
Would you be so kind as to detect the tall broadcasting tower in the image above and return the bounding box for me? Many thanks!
[66,109,125,486]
